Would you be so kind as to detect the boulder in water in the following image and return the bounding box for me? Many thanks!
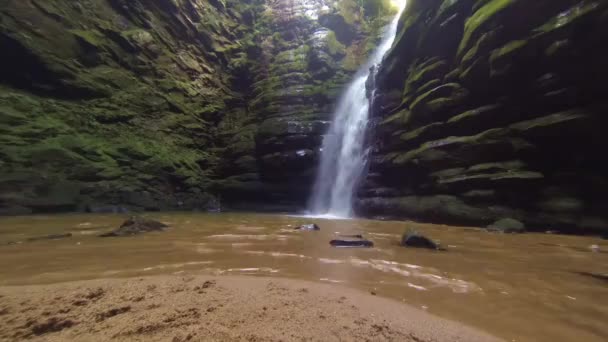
[330,239,374,248]
[99,216,168,237]
[401,232,440,250]
[487,218,526,233]
[296,224,320,231]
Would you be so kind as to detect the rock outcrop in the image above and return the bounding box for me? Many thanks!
[213,0,394,209]
[0,0,393,214]
[400,232,440,250]
[99,216,168,237]
[359,0,608,233]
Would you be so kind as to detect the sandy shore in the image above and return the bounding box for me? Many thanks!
[0,275,502,341]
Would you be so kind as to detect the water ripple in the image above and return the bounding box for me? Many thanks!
[349,258,480,293]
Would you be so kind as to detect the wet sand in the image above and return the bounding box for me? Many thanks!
[0,275,502,341]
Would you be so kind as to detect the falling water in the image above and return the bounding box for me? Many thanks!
[309,3,406,218]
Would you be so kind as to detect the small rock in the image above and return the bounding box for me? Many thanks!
[95,306,131,322]
[487,218,526,233]
[99,216,168,237]
[296,223,320,231]
[330,239,373,248]
[590,244,600,253]
[339,234,364,239]
[401,232,440,250]
[26,233,72,242]
[31,317,76,335]
[576,271,608,282]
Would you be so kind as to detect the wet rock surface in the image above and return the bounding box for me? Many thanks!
[4,233,73,246]
[99,216,168,237]
[360,0,608,234]
[401,232,441,250]
[0,0,393,215]
[26,233,73,242]
[487,218,526,234]
[296,224,321,231]
[330,239,374,248]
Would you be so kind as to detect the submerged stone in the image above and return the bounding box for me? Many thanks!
[296,224,320,231]
[400,232,441,250]
[330,239,374,248]
[339,234,364,239]
[487,218,525,233]
[26,233,72,242]
[99,216,169,237]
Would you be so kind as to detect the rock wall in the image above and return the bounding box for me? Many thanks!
[214,0,393,209]
[0,0,392,214]
[361,0,608,233]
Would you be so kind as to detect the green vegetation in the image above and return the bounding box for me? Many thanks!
[457,0,515,56]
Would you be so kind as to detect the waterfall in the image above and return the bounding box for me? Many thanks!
[308,3,406,218]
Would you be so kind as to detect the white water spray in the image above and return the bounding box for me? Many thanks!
[308,3,406,218]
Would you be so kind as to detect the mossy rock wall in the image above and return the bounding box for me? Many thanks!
[0,0,391,213]
[214,0,393,208]
[362,0,608,233]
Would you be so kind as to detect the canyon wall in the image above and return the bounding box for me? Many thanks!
[0,0,391,214]
[361,0,608,233]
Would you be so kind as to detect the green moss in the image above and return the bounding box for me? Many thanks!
[489,39,527,75]
[447,104,500,124]
[326,31,346,56]
[461,30,496,65]
[457,0,515,56]
[399,122,443,143]
[70,29,106,48]
[406,60,447,91]
[533,2,600,35]
[338,0,362,24]
[410,83,469,122]
[380,108,412,127]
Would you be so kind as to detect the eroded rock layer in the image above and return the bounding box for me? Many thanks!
[361,0,608,233]
[0,0,392,213]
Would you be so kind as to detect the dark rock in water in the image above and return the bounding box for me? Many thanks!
[4,233,72,245]
[296,224,320,231]
[26,233,72,242]
[330,239,374,248]
[576,271,608,283]
[99,216,168,237]
[401,232,440,250]
[339,234,364,239]
[487,218,526,233]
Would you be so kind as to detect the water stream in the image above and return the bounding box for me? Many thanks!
[0,212,606,342]
[309,3,405,218]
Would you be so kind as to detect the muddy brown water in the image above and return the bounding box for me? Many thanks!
[0,212,606,342]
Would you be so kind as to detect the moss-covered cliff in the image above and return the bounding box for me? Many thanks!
[0,0,392,214]
[213,0,394,209]
[361,0,608,233]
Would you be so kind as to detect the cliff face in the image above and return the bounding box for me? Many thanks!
[214,0,391,209]
[361,0,608,232]
[0,0,391,214]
